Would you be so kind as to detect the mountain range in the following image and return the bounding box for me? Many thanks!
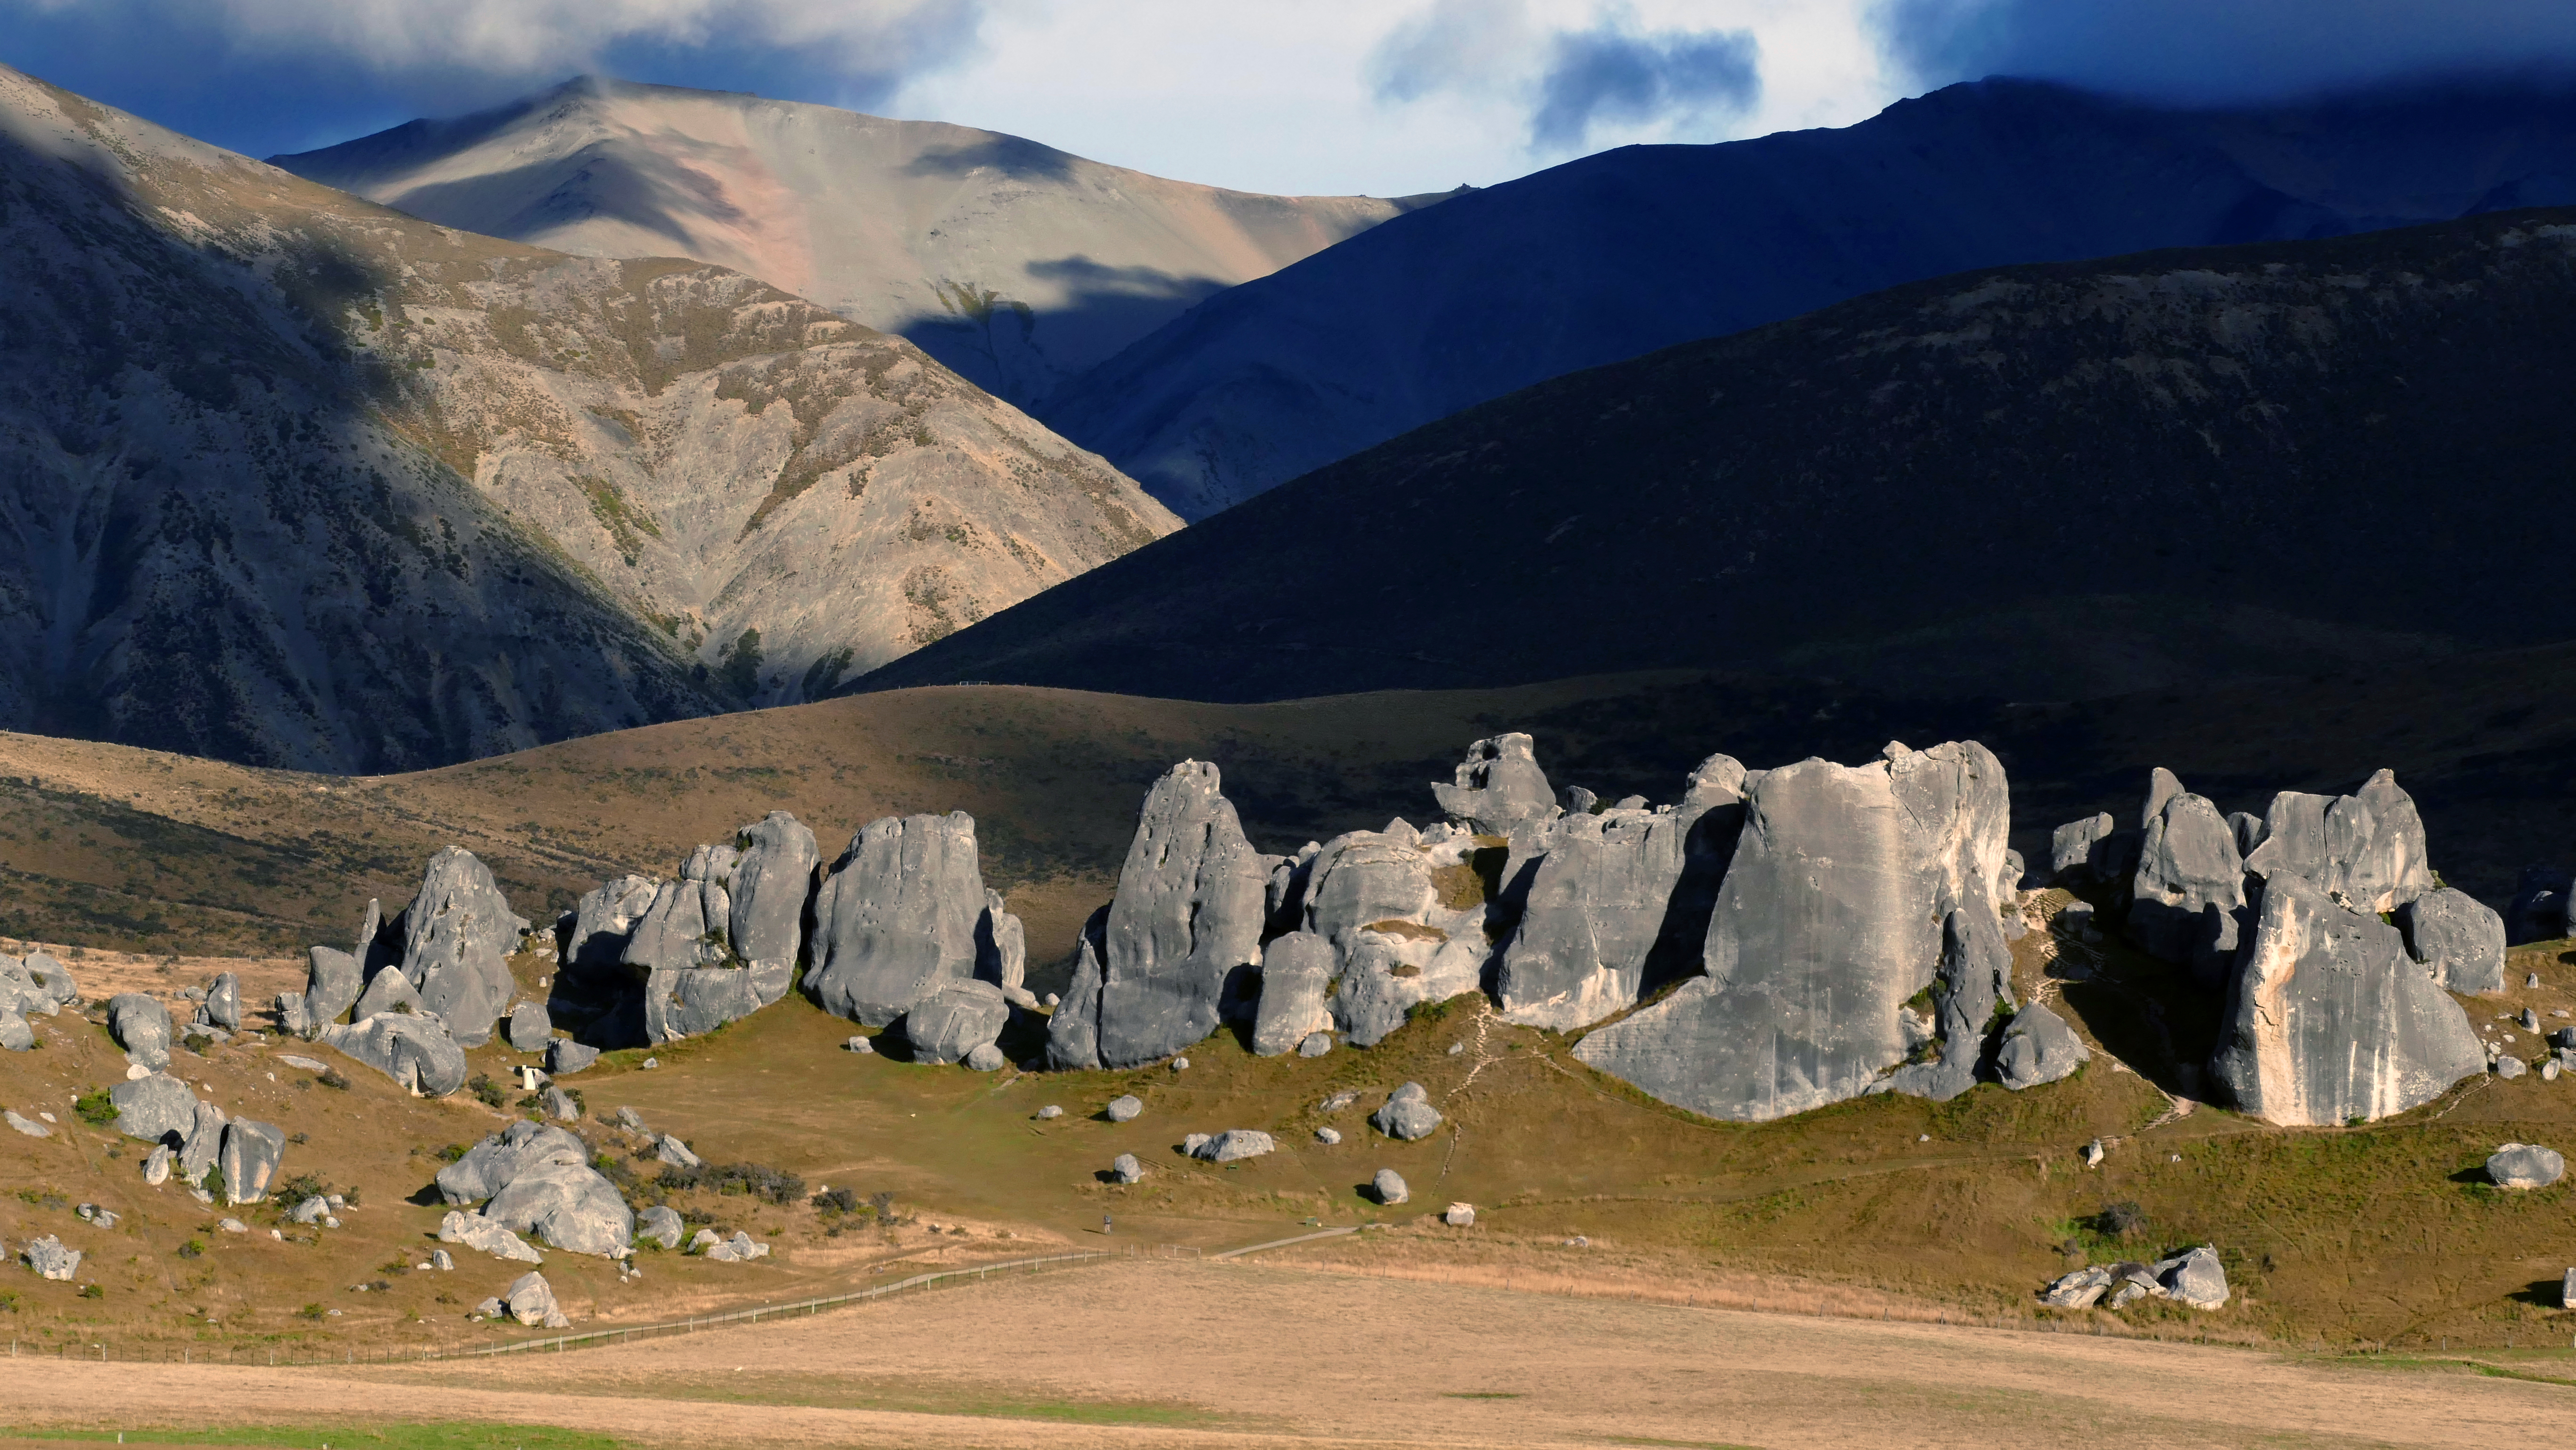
[271,78,1455,411]
[855,205,2576,704]
[0,63,1173,771]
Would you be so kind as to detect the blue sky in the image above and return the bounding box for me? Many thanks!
[6,0,2575,197]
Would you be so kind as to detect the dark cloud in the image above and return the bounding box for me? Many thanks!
[1878,0,2576,104]
[1530,22,1761,149]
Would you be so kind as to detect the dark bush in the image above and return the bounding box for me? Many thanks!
[2090,1201,2149,1240]
[811,1186,860,1216]
[317,1067,351,1091]
[468,1074,507,1110]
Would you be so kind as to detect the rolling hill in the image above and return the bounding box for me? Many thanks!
[270,77,1456,411]
[0,64,1175,771]
[1038,76,2576,519]
[855,206,2576,709]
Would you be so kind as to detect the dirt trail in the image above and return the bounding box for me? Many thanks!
[6,1259,2559,1448]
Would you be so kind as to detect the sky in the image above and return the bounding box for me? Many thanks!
[5,0,2575,198]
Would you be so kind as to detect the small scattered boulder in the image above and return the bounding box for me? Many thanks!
[109,1071,197,1143]
[178,1100,225,1184]
[1443,1202,1476,1227]
[656,1135,700,1169]
[5,1107,48,1137]
[901,979,1009,1065]
[106,992,172,1069]
[636,1205,684,1249]
[1371,1082,1441,1141]
[0,1008,31,1053]
[2157,1247,2230,1309]
[1036,1105,1064,1120]
[1111,1152,1143,1184]
[615,1105,647,1133]
[438,1209,542,1263]
[200,973,241,1032]
[22,1234,79,1281]
[545,1039,600,1075]
[1191,1129,1275,1163]
[431,1249,454,1271]
[2487,1142,2565,1189]
[142,1144,172,1182]
[541,1086,581,1121]
[2496,1054,2528,1079]
[1372,1168,1408,1204]
[506,1002,553,1053]
[1298,1031,1334,1057]
[698,1229,769,1263]
[1105,1094,1144,1123]
[288,1195,330,1225]
[963,1042,1006,1072]
[1315,1126,1341,1145]
[321,1013,469,1097]
[505,1269,571,1328]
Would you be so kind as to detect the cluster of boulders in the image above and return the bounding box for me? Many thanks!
[436,1120,632,1260]
[0,950,78,1051]
[97,1053,283,1204]
[2041,1246,2229,1310]
[2053,766,2493,1126]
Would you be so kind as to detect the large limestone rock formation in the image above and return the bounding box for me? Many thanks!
[398,848,529,1046]
[977,889,1035,1008]
[485,1161,635,1257]
[808,813,990,1027]
[1044,911,1109,1071]
[109,1073,196,1143]
[1290,818,1487,1047]
[1250,931,1336,1056]
[219,1120,284,1205]
[1573,742,2009,1122]
[321,1013,470,1096]
[437,1122,589,1205]
[902,980,1011,1065]
[106,993,171,1069]
[2209,873,2484,1126]
[1493,753,1746,1031]
[2243,770,2435,913]
[2399,888,2508,996]
[1871,908,2015,1101]
[1054,763,1270,1069]
[2128,778,2248,983]
[1431,734,1558,835]
[623,843,741,972]
[564,877,660,975]
[1996,1002,2090,1089]
[728,812,821,975]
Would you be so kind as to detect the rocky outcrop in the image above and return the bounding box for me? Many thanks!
[564,876,660,975]
[2210,873,2484,1126]
[219,1120,284,1205]
[1872,907,2015,1102]
[2398,889,2508,996]
[1431,734,1558,835]
[1287,818,1488,1047]
[442,1210,543,1263]
[728,812,821,975]
[2242,771,2435,914]
[437,1123,589,1205]
[290,902,378,1037]
[485,1161,634,1257]
[321,1013,469,1097]
[109,1073,195,1144]
[808,813,989,1027]
[2129,781,2247,983]
[107,993,171,1069]
[178,1101,226,1185]
[1190,1129,1276,1162]
[505,1270,572,1328]
[636,1205,684,1249]
[902,980,1010,1065]
[2042,1247,2228,1310]
[399,848,529,1046]
[1494,754,1746,1031]
[22,1234,79,1281]
[977,890,1035,1007]
[1574,744,2008,1122]
[198,974,240,1032]
[1044,912,1109,1071]
[506,1002,553,1053]
[351,966,426,1021]
[1250,932,1336,1056]
[1057,764,1270,1069]
[1996,1003,2090,1089]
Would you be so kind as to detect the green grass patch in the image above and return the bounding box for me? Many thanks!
[2,1424,625,1450]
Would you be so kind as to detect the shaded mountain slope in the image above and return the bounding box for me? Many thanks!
[271,77,1455,409]
[1040,77,2576,519]
[855,207,2576,705]
[0,64,1175,771]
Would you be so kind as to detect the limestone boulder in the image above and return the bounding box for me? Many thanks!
[1875,907,2016,1102]
[2155,1247,2230,1308]
[350,966,424,1021]
[400,847,529,1046]
[636,1204,684,1249]
[1372,1168,1409,1204]
[1191,1129,1275,1163]
[644,964,783,1043]
[1250,931,1337,1056]
[1371,1082,1442,1141]
[505,1269,571,1328]
[1888,741,2014,922]
[541,1086,581,1120]
[1996,1003,2090,1089]
[0,1007,28,1052]
[440,1210,542,1263]
[107,992,171,1068]
[23,1234,79,1281]
[2128,781,2247,982]
[1069,763,1269,1069]
[2210,874,2485,1126]
[298,944,364,1037]
[623,845,737,971]
[219,1120,284,1204]
[109,1072,195,1143]
[178,1100,226,1184]
[201,973,241,1032]
[438,1122,589,1205]
[1110,1152,1143,1184]
[2244,772,2435,914]
[2487,1143,2565,1189]
[564,875,660,976]
[547,1039,601,1075]
[1044,910,1109,1071]
[1104,1094,1144,1122]
[484,1160,634,1257]
[142,1144,170,1182]
[506,1001,553,1053]
[728,811,821,976]
[1431,733,1557,835]
[902,979,1010,1065]
[2398,889,2508,996]
[808,813,988,1027]
[965,1042,1006,1071]
[322,1013,469,1096]
[977,889,1035,1007]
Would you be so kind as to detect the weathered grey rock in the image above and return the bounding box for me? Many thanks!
[1443,1202,1476,1227]
[642,963,782,1043]
[963,1042,1006,1071]
[2397,889,2507,997]
[636,1204,684,1249]
[2210,873,2485,1126]
[2141,766,2185,828]
[2524,1007,2543,1031]
[23,1234,79,1281]
[1251,931,1337,1056]
[505,1269,571,1328]
[977,889,1036,1007]
[808,813,989,1027]
[902,979,1010,1065]
[2244,772,2436,914]
[219,1119,284,1205]
[1036,1104,1064,1120]
[142,1143,172,1182]
[1372,1168,1409,1204]
[844,1034,874,1054]
[506,1001,553,1053]
[1314,1126,1341,1144]
[1576,749,1987,1122]
[485,1160,634,1257]
[623,846,736,971]
[1432,733,1557,835]
[1192,1129,1275,1162]
[1997,1003,2091,1089]
[2496,1053,2528,1079]
[441,1209,543,1262]
[546,1039,600,1075]
[1074,763,1269,1069]
[288,1194,330,1225]
[0,956,39,1018]
[0,1008,28,1052]
[1888,741,2014,924]
[2487,1142,2565,1189]
[178,1100,226,1184]
[106,992,171,1068]
[21,951,75,1011]
[109,1071,195,1143]
[2149,1248,2229,1309]
[1298,1031,1334,1057]
[1110,1152,1143,1184]
[298,944,364,1036]
[2508,865,2572,945]
[1044,910,1108,1071]
[201,973,240,1031]
[431,1248,455,1271]
[615,1105,647,1133]
[1104,1094,1144,1122]
[700,1230,768,1262]
[2129,783,2247,981]
[400,847,529,1046]
[1876,907,2015,1102]
[655,1134,700,1169]
[1371,1082,1442,1140]
[541,1086,581,1121]
[322,1013,468,1096]
[2227,811,2269,859]
[7,1107,50,1136]
[564,875,660,975]
[350,964,424,1021]
[728,811,821,975]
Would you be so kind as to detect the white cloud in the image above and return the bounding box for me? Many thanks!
[185,0,978,76]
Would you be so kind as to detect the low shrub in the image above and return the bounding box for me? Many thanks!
[72,1089,116,1126]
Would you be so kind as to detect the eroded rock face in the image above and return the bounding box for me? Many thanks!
[351,966,425,1021]
[1996,1003,2090,1089]
[1250,931,1336,1056]
[564,876,660,975]
[1873,907,2015,1102]
[321,1013,469,1097]
[2398,888,2508,996]
[219,1120,284,1204]
[978,890,1034,1007]
[1086,763,1268,1068]
[294,906,372,1037]
[2210,874,2484,1126]
[107,993,171,1069]
[624,845,738,971]
[400,848,528,1046]
[2129,782,2247,983]
[1574,752,1966,1122]
[1431,733,1557,835]
[178,1100,226,1184]
[110,1073,195,1143]
[484,1160,634,1257]
[2243,771,2435,914]
[506,1001,553,1052]
[1044,911,1109,1071]
[441,1210,542,1263]
[437,1122,589,1205]
[201,973,240,1031]
[808,813,988,1027]
[729,812,820,975]
[903,979,1010,1065]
